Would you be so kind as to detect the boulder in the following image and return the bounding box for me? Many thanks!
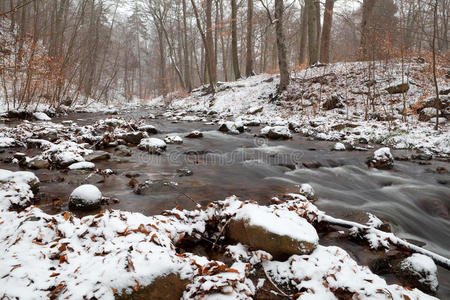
[115,273,189,300]
[69,184,102,211]
[418,107,438,122]
[185,131,203,138]
[333,142,346,151]
[218,121,245,134]
[227,204,318,260]
[302,161,322,169]
[385,82,409,94]
[298,183,317,201]
[177,168,193,177]
[164,136,183,144]
[27,157,50,170]
[367,147,394,170]
[138,138,167,154]
[134,180,172,195]
[323,95,345,110]
[119,131,147,145]
[138,125,158,134]
[83,151,111,162]
[247,106,263,115]
[68,162,95,170]
[398,254,438,294]
[115,145,132,157]
[260,126,292,140]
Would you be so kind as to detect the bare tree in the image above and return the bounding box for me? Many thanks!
[275,0,290,91]
[320,0,335,63]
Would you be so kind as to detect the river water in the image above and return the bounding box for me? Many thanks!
[1,108,449,297]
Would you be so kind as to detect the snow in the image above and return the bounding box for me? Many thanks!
[0,170,39,210]
[333,142,346,151]
[233,203,319,245]
[33,112,52,121]
[401,254,439,292]
[374,147,393,161]
[299,183,315,200]
[69,184,102,205]
[138,137,167,154]
[164,135,183,144]
[68,161,96,170]
[260,125,292,139]
[0,137,16,147]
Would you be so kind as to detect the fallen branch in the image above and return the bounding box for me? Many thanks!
[321,215,450,270]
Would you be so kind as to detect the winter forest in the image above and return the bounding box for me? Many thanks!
[0,0,449,299]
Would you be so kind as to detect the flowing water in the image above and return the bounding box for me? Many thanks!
[1,108,449,297]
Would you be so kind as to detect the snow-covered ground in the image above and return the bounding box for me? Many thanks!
[150,60,449,156]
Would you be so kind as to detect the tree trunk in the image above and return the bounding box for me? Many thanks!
[182,0,192,92]
[275,0,290,91]
[231,0,241,80]
[360,0,377,60]
[245,0,254,77]
[206,0,216,83]
[320,0,335,63]
[299,4,308,65]
[306,0,319,65]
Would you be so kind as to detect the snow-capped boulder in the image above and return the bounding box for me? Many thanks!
[119,131,148,145]
[0,170,40,210]
[333,142,346,151]
[114,145,132,156]
[298,183,317,201]
[138,124,158,134]
[138,138,167,154]
[260,126,292,140]
[367,147,394,170]
[68,162,95,170]
[323,94,345,110]
[27,157,50,170]
[419,107,439,122]
[69,184,102,211]
[247,106,263,115]
[164,135,183,144]
[226,203,318,259]
[218,121,245,134]
[385,81,409,94]
[33,112,51,121]
[83,151,111,162]
[185,130,203,138]
[400,254,438,293]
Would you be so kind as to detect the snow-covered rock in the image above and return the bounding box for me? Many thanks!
[367,147,394,170]
[185,130,203,138]
[69,184,102,210]
[138,124,158,134]
[0,170,39,210]
[260,126,292,140]
[333,142,346,151]
[400,253,439,293]
[164,135,183,144]
[298,183,317,201]
[68,162,96,170]
[218,121,245,134]
[33,112,51,121]
[138,138,167,154]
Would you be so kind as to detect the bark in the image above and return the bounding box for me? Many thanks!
[320,0,334,63]
[245,0,254,77]
[231,0,241,79]
[299,4,308,64]
[360,0,377,60]
[275,0,290,91]
[205,0,216,83]
[306,0,319,65]
[182,0,192,92]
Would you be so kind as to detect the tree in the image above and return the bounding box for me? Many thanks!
[360,0,377,60]
[320,0,335,63]
[231,0,241,80]
[275,0,290,91]
[245,0,254,77]
[306,0,319,65]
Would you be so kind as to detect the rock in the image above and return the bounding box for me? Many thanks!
[260,126,292,140]
[332,142,346,151]
[226,204,318,260]
[399,254,438,293]
[323,94,345,110]
[177,168,193,177]
[247,106,263,115]
[385,82,409,94]
[298,183,317,201]
[119,131,147,145]
[115,273,189,300]
[27,157,50,170]
[302,161,322,169]
[164,135,183,144]
[358,137,369,144]
[115,145,132,157]
[68,162,95,170]
[69,184,102,211]
[37,130,58,142]
[134,180,172,195]
[124,171,141,178]
[428,117,447,124]
[138,125,158,134]
[412,150,432,161]
[436,167,448,174]
[218,121,245,134]
[423,95,450,110]
[83,173,105,184]
[367,147,394,170]
[83,151,111,162]
[138,138,167,154]
[185,130,203,138]
[33,112,51,121]
[419,107,438,122]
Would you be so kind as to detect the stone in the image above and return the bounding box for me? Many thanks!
[27,157,50,170]
[119,131,147,145]
[247,106,263,115]
[138,138,167,154]
[302,161,322,169]
[177,168,193,177]
[367,147,394,170]
[134,180,172,195]
[323,95,345,110]
[115,273,189,300]
[164,136,183,144]
[385,82,409,94]
[115,145,132,157]
[218,121,245,134]
[138,125,158,134]
[298,183,317,201]
[83,151,111,162]
[260,126,292,140]
[332,142,346,151]
[398,254,438,294]
[185,131,203,138]
[69,184,102,211]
